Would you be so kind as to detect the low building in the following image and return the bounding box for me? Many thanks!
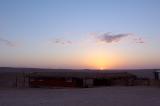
[28,71,136,88]
[154,70,160,80]
[0,67,137,88]
[0,72,29,88]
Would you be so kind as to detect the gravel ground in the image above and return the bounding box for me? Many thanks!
[0,86,160,106]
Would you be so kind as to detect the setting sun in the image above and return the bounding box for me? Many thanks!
[83,50,110,69]
[100,67,104,70]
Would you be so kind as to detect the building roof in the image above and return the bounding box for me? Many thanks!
[29,71,136,79]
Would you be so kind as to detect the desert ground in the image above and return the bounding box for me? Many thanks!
[0,87,160,106]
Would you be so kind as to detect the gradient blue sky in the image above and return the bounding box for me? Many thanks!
[0,0,160,69]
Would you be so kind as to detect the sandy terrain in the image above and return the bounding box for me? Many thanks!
[0,87,160,106]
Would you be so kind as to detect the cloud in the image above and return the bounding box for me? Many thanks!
[0,38,17,47]
[50,38,72,45]
[96,32,131,43]
[133,38,145,44]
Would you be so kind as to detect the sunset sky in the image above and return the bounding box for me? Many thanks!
[0,0,160,69]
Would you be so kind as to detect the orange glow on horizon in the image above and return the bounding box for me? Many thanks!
[83,50,117,70]
[100,67,104,70]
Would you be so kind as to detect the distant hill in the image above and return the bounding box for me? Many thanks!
[0,67,158,79]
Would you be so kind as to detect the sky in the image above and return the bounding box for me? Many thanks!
[0,0,160,69]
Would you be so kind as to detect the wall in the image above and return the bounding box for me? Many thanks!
[0,72,29,88]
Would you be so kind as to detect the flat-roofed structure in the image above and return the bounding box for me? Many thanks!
[154,70,160,80]
[0,67,137,88]
[29,71,136,88]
